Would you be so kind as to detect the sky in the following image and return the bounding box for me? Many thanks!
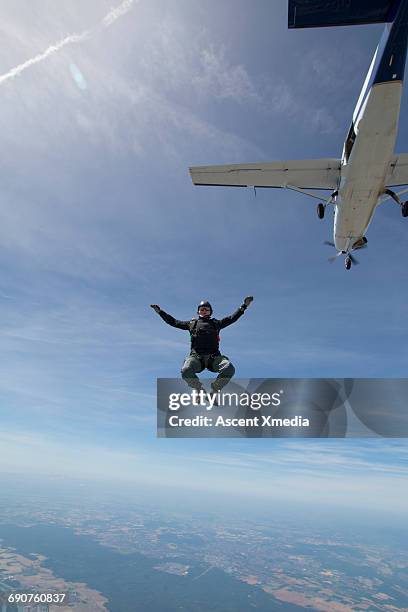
[0,0,407,520]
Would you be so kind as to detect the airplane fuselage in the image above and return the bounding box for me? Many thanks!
[334,0,408,253]
[334,80,402,252]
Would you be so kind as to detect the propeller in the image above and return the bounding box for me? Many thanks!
[328,252,342,263]
[349,253,360,266]
[324,240,340,263]
[323,240,360,265]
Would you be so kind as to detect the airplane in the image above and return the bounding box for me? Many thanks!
[189,0,408,270]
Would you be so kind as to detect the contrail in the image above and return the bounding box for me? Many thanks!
[103,0,135,26]
[0,0,135,86]
[0,33,90,85]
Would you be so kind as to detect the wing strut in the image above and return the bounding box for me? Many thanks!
[286,185,338,206]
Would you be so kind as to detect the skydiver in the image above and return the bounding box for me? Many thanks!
[150,297,254,394]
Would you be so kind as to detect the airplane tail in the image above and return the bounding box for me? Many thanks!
[288,0,402,29]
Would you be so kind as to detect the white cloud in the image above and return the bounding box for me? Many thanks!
[0,431,406,516]
[193,45,261,104]
[311,107,340,135]
[196,442,408,478]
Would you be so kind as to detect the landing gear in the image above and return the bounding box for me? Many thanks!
[384,189,408,217]
[317,203,325,219]
[345,256,352,270]
[316,191,337,220]
[352,236,368,250]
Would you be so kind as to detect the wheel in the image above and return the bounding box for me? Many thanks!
[402,202,408,217]
[345,256,352,270]
[317,203,325,219]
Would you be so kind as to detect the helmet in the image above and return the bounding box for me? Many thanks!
[197,300,213,316]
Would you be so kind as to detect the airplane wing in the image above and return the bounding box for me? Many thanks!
[189,158,341,191]
[288,0,399,29]
[385,154,408,187]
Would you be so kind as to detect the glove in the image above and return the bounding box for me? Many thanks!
[243,296,254,307]
[150,304,161,313]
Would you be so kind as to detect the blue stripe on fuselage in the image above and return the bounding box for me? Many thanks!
[374,0,408,83]
[352,26,390,124]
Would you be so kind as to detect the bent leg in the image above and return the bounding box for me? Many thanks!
[181,354,204,390]
[210,355,235,391]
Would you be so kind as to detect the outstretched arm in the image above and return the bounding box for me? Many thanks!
[218,296,254,329]
[150,305,190,330]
